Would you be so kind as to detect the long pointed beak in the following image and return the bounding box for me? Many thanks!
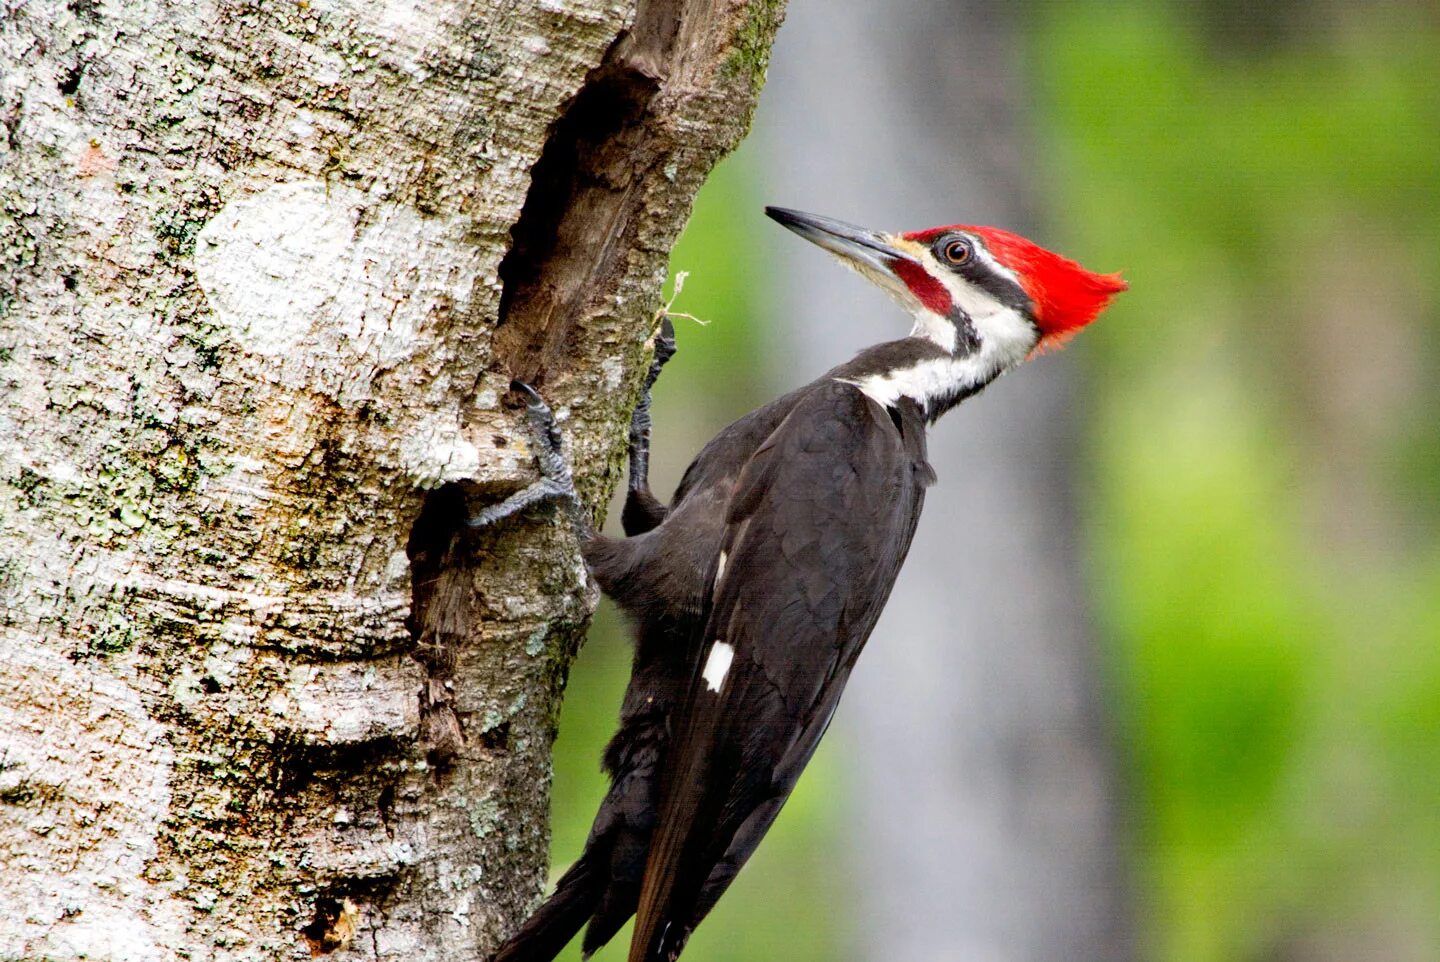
[765,206,921,275]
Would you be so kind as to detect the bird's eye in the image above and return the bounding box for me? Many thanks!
[940,237,973,265]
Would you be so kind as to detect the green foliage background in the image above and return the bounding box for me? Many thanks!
[545,4,1440,960]
[1040,4,1440,960]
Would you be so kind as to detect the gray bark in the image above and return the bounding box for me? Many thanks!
[0,1,784,959]
[757,2,1133,960]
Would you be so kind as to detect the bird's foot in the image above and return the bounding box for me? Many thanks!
[647,315,679,388]
[628,316,678,489]
[467,381,588,536]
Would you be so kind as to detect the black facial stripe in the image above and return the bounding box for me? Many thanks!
[930,233,1034,318]
[947,305,980,355]
[958,261,1031,316]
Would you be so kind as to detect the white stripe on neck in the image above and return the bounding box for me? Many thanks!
[843,305,1034,415]
[840,354,1001,415]
[908,310,956,351]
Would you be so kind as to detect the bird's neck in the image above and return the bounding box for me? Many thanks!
[832,331,1025,422]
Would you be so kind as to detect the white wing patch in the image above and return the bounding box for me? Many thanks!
[714,550,728,585]
[702,642,735,692]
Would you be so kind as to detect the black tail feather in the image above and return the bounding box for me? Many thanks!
[580,869,638,956]
[491,858,600,962]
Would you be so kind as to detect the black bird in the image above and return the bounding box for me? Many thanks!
[478,207,1126,962]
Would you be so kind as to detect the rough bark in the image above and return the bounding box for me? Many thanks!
[0,1,784,959]
[759,2,1133,960]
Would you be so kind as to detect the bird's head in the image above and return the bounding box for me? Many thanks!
[766,206,1126,362]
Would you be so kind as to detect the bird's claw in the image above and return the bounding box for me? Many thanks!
[624,319,679,512]
[466,381,582,531]
[511,378,565,455]
[508,377,543,406]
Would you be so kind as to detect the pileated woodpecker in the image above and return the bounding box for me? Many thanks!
[478,208,1126,962]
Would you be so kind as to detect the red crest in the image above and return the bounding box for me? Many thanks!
[906,225,1127,350]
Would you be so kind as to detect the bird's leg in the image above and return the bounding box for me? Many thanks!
[621,317,677,536]
[467,380,594,541]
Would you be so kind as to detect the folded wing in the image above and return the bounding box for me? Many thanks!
[628,383,931,962]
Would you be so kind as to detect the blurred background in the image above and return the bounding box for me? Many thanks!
[549,1,1440,960]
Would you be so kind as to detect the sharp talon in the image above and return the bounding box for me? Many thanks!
[466,380,589,536]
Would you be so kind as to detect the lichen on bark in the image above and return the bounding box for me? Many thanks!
[0,0,786,959]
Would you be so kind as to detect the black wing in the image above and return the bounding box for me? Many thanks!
[628,382,931,962]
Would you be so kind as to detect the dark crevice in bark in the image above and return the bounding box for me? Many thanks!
[300,897,353,954]
[405,484,472,769]
[492,1,689,385]
[478,720,512,752]
[56,61,85,96]
[268,732,407,799]
[492,58,659,385]
[301,876,397,956]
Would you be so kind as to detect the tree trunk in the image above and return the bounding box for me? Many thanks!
[758,2,1133,960]
[0,1,783,959]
